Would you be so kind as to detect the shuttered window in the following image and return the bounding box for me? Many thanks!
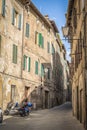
[41,64,44,77]
[35,31,38,44]
[52,44,55,54]
[0,35,1,56]
[38,33,42,46]
[12,8,22,30]
[47,42,50,53]
[25,23,29,38]
[35,61,38,75]
[23,55,31,72]
[13,44,17,64]
[42,36,44,48]
[38,33,44,48]
[2,0,5,17]
[12,8,15,25]
[18,14,22,30]
[48,68,50,79]
[28,57,31,72]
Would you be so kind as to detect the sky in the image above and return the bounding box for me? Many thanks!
[32,0,70,61]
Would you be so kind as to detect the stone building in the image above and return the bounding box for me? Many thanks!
[0,0,68,110]
[66,0,87,128]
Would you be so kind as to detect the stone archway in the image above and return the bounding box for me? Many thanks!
[0,76,3,108]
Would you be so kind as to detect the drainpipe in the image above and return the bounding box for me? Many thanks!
[21,5,25,79]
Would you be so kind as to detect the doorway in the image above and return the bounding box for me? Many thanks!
[77,86,79,120]
[45,91,49,108]
[80,89,83,123]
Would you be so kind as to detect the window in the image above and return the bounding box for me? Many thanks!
[35,61,38,75]
[35,31,38,44]
[28,57,31,72]
[47,42,50,53]
[47,68,50,79]
[25,23,30,38]
[0,35,1,56]
[12,44,17,64]
[41,64,44,77]
[2,0,6,17]
[23,55,27,70]
[38,33,44,48]
[18,14,22,30]
[12,8,22,30]
[14,10,18,26]
[52,44,55,54]
[11,85,16,102]
[23,55,31,72]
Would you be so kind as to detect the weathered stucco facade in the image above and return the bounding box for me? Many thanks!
[66,0,87,128]
[0,0,69,110]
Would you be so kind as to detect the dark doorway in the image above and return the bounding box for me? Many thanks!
[45,91,49,108]
[80,89,83,123]
[77,86,79,120]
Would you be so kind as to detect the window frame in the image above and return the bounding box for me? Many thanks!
[12,44,18,64]
[25,23,30,38]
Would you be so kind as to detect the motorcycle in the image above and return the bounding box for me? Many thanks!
[4,102,19,115]
[18,102,32,117]
[18,105,29,117]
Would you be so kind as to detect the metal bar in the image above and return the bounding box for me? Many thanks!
[62,38,83,41]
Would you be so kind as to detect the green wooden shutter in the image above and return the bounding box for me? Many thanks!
[52,44,55,54]
[38,33,42,46]
[18,14,22,30]
[13,44,17,64]
[47,42,50,53]
[28,57,31,72]
[13,44,14,62]
[41,64,44,77]
[42,36,44,48]
[35,61,38,75]
[15,45,17,63]
[0,35,1,56]
[14,45,16,63]
[38,33,44,48]
[26,23,29,37]
[12,8,15,25]
[2,0,5,17]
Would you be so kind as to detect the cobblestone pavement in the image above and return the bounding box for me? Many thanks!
[0,102,85,130]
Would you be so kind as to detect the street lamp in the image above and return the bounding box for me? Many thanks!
[62,26,69,38]
[44,68,48,73]
[62,26,83,42]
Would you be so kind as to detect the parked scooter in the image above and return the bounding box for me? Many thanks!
[18,105,29,117]
[4,102,19,115]
[18,102,32,117]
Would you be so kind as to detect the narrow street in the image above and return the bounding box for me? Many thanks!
[0,102,84,130]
